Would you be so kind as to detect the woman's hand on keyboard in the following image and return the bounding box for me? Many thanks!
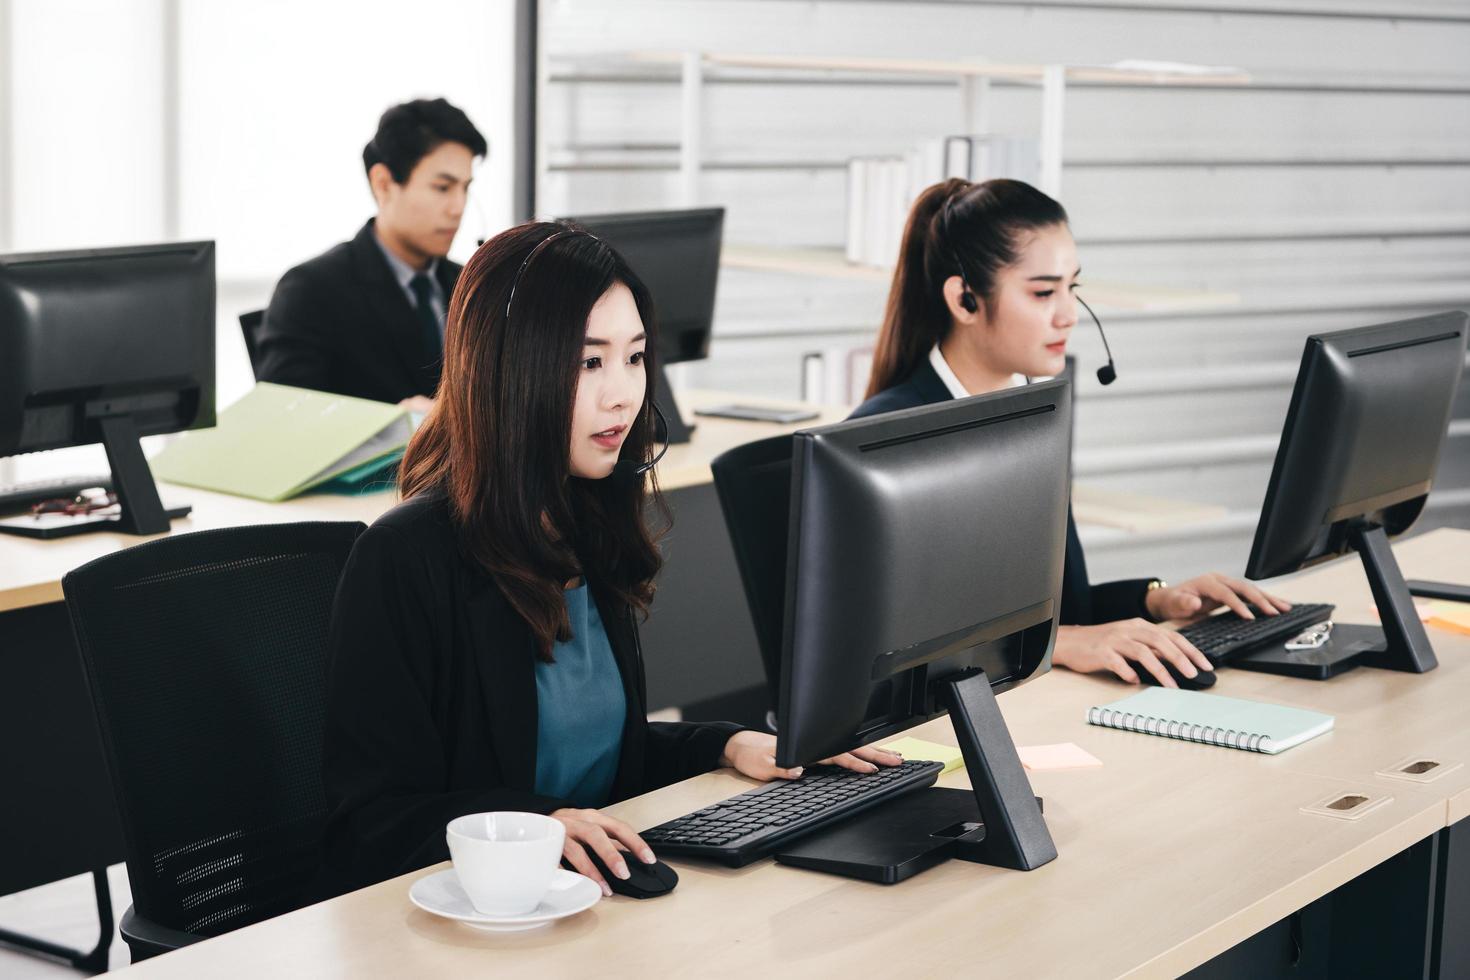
[719,730,904,780]
[1054,620,1212,688]
[1146,572,1292,623]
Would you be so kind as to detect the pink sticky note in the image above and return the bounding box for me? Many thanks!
[1018,743,1103,772]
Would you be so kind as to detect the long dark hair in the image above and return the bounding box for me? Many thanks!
[399,221,665,661]
[866,178,1069,398]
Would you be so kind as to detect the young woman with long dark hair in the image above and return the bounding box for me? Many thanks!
[320,221,898,898]
[853,178,1291,689]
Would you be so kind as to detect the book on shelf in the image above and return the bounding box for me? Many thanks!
[844,134,1041,268]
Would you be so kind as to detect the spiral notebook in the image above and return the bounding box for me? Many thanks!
[1087,688,1333,755]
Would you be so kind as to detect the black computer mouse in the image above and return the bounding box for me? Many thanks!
[1137,659,1216,691]
[576,850,679,899]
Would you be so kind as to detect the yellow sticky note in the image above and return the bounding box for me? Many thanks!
[879,736,965,774]
[1427,600,1470,636]
[1018,743,1104,772]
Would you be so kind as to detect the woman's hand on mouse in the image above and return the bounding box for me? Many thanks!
[1053,620,1212,688]
[1145,572,1292,623]
[719,730,904,781]
[549,807,654,897]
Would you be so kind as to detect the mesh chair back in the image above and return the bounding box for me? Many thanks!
[62,521,364,936]
[710,434,797,708]
[239,310,265,379]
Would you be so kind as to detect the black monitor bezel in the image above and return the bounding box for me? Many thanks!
[559,207,723,365]
[0,240,217,458]
[1244,311,1468,581]
[774,380,1071,769]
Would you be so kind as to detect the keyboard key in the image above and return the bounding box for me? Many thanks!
[641,760,945,867]
[1178,603,1335,664]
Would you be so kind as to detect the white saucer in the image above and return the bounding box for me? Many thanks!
[409,868,601,932]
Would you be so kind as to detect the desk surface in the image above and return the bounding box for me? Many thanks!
[1221,528,1470,821]
[111,529,1469,979]
[0,391,846,614]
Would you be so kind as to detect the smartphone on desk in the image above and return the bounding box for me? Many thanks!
[694,404,821,424]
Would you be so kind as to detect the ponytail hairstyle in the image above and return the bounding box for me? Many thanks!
[398,221,666,662]
[866,178,1069,399]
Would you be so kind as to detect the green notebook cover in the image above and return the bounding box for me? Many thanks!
[1086,688,1334,754]
[316,451,401,496]
[150,383,411,502]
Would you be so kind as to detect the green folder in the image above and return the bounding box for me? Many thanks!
[150,383,412,501]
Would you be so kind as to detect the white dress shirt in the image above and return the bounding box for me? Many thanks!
[928,344,1036,398]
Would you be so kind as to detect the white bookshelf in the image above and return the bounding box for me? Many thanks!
[720,243,1240,314]
[544,49,1251,203]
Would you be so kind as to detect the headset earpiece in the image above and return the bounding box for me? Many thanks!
[942,192,980,318]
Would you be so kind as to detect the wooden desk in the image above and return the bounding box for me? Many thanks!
[105,532,1470,978]
[1216,529,1470,809]
[0,390,846,615]
[0,488,386,614]
[102,692,1444,979]
[1452,787,1470,827]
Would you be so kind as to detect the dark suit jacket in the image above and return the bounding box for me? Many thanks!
[851,359,1155,626]
[257,219,460,403]
[319,492,741,897]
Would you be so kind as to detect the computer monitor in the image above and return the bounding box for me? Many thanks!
[0,241,216,537]
[562,208,724,444]
[712,379,1072,877]
[1238,311,1468,678]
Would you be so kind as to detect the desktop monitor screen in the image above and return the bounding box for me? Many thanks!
[562,208,723,365]
[769,381,1071,769]
[1245,312,1468,581]
[0,241,216,457]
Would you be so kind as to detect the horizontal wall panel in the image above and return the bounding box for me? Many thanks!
[548,82,1470,165]
[543,1,1470,77]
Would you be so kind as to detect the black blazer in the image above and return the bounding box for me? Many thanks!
[319,493,741,898]
[851,359,1154,626]
[257,219,460,403]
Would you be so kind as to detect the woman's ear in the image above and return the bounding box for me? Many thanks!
[942,275,982,324]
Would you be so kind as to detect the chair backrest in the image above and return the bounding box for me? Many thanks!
[239,309,265,379]
[63,521,365,937]
[710,434,797,711]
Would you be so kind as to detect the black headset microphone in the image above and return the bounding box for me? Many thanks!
[1076,293,1117,386]
[611,401,671,483]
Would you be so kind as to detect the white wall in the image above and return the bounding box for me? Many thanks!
[536,0,1470,580]
[2,0,519,482]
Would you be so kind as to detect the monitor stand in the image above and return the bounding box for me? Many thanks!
[773,668,1057,883]
[1234,523,1437,680]
[652,363,695,445]
[1406,580,1470,604]
[0,415,189,539]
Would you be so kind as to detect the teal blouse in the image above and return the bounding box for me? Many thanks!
[533,583,626,807]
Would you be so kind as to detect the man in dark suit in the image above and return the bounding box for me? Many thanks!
[257,98,488,409]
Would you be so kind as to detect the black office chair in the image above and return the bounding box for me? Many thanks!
[62,521,365,961]
[239,309,266,380]
[709,434,798,726]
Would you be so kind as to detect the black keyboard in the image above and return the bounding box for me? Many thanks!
[0,475,113,513]
[1179,602,1335,662]
[642,759,945,867]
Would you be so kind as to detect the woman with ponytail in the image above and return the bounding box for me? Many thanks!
[854,179,1291,689]
[320,222,898,900]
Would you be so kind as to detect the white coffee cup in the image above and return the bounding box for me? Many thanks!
[446,812,566,916]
